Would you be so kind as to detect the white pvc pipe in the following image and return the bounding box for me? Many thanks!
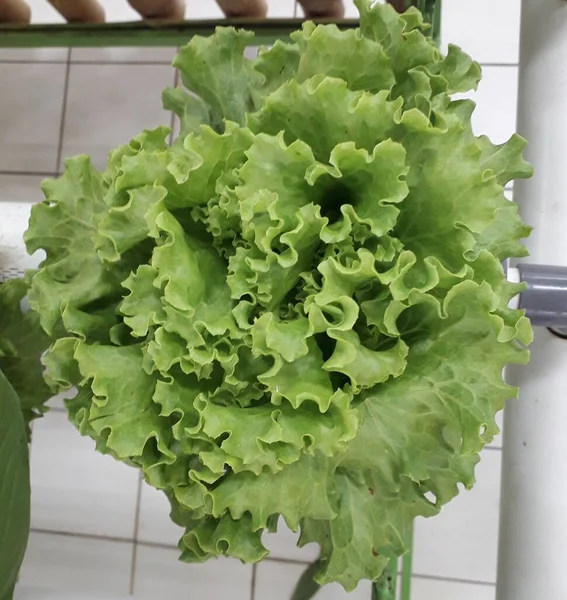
[497,1,567,599]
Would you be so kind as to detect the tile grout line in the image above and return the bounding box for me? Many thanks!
[30,526,135,545]
[129,473,144,595]
[484,444,502,452]
[29,526,311,566]
[480,62,519,68]
[26,528,499,588]
[0,59,520,68]
[54,48,72,173]
[412,572,496,587]
[0,59,176,66]
[0,170,58,178]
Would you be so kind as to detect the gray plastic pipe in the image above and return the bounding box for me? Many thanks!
[508,264,567,332]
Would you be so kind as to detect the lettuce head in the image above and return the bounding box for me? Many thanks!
[24,0,532,590]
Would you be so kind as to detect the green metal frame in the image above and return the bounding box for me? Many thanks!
[0,18,357,48]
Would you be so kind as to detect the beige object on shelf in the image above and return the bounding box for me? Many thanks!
[215,0,267,18]
[127,0,186,20]
[0,0,31,24]
[298,0,344,18]
[47,0,105,22]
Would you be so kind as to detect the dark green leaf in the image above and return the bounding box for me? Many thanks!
[0,370,31,599]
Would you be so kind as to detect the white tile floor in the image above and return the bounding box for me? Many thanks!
[0,1,523,598]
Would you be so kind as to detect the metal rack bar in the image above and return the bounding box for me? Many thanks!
[400,528,413,600]
[0,18,359,47]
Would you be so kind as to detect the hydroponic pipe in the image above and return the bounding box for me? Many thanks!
[518,264,567,331]
[497,0,567,599]
[507,264,567,331]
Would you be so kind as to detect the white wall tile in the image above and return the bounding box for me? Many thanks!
[255,560,372,599]
[491,409,504,449]
[16,589,130,600]
[455,66,518,145]
[27,0,66,23]
[413,449,502,584]
[0,63,66,173]
[61,63,174,170]
[71,46,177,64]
[18,532,132,594]
[267,0,297,17]
[0,175,47,275]
[0,48,67,63]
[0,201,43,274]
[470,66,518,144]
[46,388,78,411]
[344,0,359,18]
[133,545,252,599]
[186,0,224,19]
[0,174,46,202]
[411,577,495,600]
[441,0,520,65]
[29,410,140,539]
[262,516,320,562]
[137,482,184,547]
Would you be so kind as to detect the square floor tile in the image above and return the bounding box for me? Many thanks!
[133,545,252,599]
[413,449,502,584]
[262,516,320,562]
[29,410,140,539]
[411,577,495,600]
[0,63,66,172]
[61,63,175,170]
[18,532,132,594]
[137,481,184,547]
[441,0,520,65]
[255,560,372,599]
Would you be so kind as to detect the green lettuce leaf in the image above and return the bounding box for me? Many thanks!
[0,277,54,430]
[25,0,533,592]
